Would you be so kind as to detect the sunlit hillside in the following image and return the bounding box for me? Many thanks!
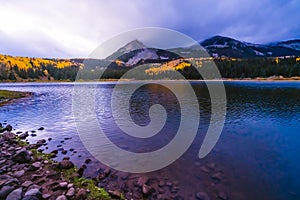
[0,54,82,81]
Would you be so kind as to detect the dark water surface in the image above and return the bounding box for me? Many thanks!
[0,81,300,200]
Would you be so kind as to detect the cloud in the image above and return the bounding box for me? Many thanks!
[0,0,299,57]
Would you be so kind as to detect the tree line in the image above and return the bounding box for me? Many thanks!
[0,57,300,81]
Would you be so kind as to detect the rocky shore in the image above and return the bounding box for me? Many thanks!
[0,124,113,200]
[0,119,234,200]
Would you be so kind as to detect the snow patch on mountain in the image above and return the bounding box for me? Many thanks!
[126,48,159,65]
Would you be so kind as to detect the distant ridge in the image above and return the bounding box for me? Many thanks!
[200,35,300,58]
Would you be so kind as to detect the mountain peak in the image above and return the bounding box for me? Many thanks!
[106,39,146,60]
[122,39,146,51]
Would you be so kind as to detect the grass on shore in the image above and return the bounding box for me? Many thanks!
[0,90,31,106]
[14,138,115,200]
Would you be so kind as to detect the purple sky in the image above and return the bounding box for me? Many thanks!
[0,0,299,58]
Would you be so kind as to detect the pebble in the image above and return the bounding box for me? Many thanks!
[211,172,223,181]
[142,184,151,195]
[61,150,67,155]
[59,182,68,189]
[21,181,33,188]
[30,162,42,170]
[13,170,25,178]
[137,176,149,187]
[66,187,75,197]
[108,190,121,198]
[56,195,67,200]
[217,191,228,200]
[196,192,210,200]
[42,193,51,199]
[158,180,165,187]
[75,188,87,200]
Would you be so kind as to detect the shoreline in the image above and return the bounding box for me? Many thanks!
[0,90,33,106]
[0,78,300,85]
[0,126,114,200]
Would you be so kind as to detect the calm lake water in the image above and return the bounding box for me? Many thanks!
[0,81,300,200]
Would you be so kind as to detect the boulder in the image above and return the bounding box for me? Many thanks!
[24,188,42,199]
[6,188,22,200]
[75,188,87,200]
[2,132,16,140]
[12,149,31,163]
[0,186,14,199]
[19,132,29,139]
[59,160,74,169]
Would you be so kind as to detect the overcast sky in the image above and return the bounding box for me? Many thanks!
[0,0,299,58]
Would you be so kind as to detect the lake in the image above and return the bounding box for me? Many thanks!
[0,81,300,200]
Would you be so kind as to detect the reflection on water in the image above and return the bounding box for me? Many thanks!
[0,81,300,199]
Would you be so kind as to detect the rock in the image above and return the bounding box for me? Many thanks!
[30,162,42,171]
[142,184,151,195]
[59,182,68,189]
[207,163,216,170]
[19,132,29,139]
[77,167,84,177]
[200,166,211,173]
[51,150,58,154]
[196,192,210,200]
[85,158,91,164]
[61,150,67,155]
[108,190,121,198]
[166,181,173,187]
[75,188,87,200]
[42,194,51,199]
[217,191,228,200]
[158,180,165,187]
[137,176,149,187]
[63,157,70,160]
[103,168,111,175]
[211,172,222,181]
[12,149,31,163]
[36,139,46,145]
[4,125,13,132]
[5,178,20,186]
[24,188,42,199]
[6,188,22,200]
[56,195,67,200]
[71,172,80,179]
[59,160,74,169]
[21,181,33,188]
[13,170,25,178]
[0,186,14,199]
[37,127,44,131]
[30,133,37,137]
[66,187,75,197]
[0,159,6,165]
[2,132,16,140]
